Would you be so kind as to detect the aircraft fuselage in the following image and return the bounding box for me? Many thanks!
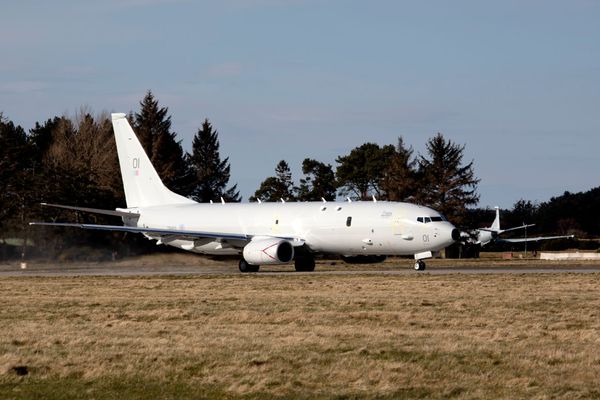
[132,201,458,257]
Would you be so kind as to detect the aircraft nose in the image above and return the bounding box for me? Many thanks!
[451,228,461,241]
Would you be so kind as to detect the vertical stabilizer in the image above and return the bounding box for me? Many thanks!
[111,113,195,208]
[490,206,501,231]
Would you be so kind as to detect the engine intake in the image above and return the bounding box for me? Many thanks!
[243,237,294,265]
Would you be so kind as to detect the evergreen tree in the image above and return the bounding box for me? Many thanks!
[29,117,61,163]
[251,160,296,202]
[536,187,600,237]
[417,133,479,223]
[296,158,337,201]
[134,91,190,195]
[189,119,240,202]
[503,199,539,229]
[379,137,417,201]
[0,114,32,237]
[335,143,395,200]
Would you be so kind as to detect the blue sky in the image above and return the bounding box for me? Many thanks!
[1,0,599,208]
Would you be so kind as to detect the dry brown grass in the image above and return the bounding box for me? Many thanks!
[1,272,600,399]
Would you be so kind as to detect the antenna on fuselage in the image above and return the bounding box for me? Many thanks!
[221,197,225,204]
[280,198,285,203]
[346,197,352,203]
[257,199,262,204]
[321,197,327,203]
[210,200,213,204]
[372,195,377,203]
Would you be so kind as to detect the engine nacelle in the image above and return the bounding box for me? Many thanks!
[243,237,294,265]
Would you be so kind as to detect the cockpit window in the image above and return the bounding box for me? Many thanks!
[417,216,444,223]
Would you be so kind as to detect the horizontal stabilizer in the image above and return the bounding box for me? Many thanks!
[40,203,139,218]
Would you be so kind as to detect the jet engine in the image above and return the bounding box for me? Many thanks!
[243,237,294,265]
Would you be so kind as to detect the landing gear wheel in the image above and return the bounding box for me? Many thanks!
[414,260,426,271]
[295,257,316,272]
[239,259,259,273]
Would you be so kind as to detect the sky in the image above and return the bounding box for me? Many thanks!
[1,0,599,208]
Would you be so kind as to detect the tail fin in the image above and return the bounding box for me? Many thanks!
[490,206,501,231]
[111,113,195,208]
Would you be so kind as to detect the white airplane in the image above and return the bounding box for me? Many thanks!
[31,113,459,272]
[467,207,574,246]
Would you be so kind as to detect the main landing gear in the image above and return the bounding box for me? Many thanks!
[238,255,316,273]
[414,260,426,271]
[239,259,259,273]
[294,255,315,272]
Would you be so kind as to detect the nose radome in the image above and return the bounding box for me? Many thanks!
[451,228,461,241]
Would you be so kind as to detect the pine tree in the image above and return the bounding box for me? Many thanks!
[134,91,190,195]
[379,137,417,201]
[296,158,336,201]
[335,143,395,200]
[29,117,61,163]
[0,114,32,237]
[417,133,479,223]
[251,160,296,202]
[189,119,240,202]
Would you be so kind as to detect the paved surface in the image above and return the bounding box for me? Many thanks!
[1,261,600,277]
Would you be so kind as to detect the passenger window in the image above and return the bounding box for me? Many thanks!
[346,216,352,227]
[275,219,279,225]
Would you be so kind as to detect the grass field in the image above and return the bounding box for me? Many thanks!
[1,270,600,399]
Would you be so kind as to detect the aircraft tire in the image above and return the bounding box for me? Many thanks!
[295,257,315,272]
[414,260,426,271]
[239,259,259,273]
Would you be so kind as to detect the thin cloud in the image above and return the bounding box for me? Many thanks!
[0,80,49,94]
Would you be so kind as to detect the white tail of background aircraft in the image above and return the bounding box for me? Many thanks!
[31,113,460,272]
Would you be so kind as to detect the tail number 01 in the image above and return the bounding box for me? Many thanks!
[133,158,140,169]
[422,234,429,243]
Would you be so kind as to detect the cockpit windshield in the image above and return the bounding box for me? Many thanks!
[417,216,446,223]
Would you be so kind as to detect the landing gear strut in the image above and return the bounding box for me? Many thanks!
[414,260,426,271]
[239,258,259,273]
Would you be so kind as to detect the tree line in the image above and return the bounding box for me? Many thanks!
[250,135,479,226]
[1,91,597,259]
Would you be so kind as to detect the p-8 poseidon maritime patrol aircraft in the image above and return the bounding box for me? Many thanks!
[31,113,459,272]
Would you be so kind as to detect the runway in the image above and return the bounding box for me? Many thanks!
[1,261,600,277]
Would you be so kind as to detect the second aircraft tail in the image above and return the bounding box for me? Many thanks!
[111,113,195,208]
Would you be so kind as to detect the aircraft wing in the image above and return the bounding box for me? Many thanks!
[478,224,535,234]
[498,224,535,234]
[29,222,304,245]
[498,234,575,243]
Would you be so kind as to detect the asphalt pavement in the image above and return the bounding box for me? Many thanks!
[1,261,600,277]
